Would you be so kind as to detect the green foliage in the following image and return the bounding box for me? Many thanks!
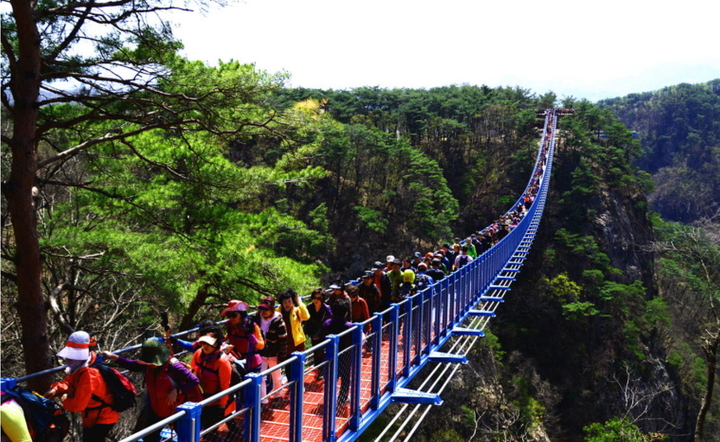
[354,206,388,233]
[692,356,709,394]
[483,331,506,365]
[600,80,720,222]
[554,101,649,232]
[427,428,463,442]
[583,416,654,442]
[555,229,613,272]
[650,217,720,416]
[642,297,670,327]
[546,273,582,303]
[562,301,600,320]
[313,119,459,256]
[509,376,547,428]
[272,84,544,235]
[31,61,335,324]
[459,405,476,427]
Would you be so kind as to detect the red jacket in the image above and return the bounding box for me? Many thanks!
[225,321,264,370]
[350,296,370,331]
[51,354,119,428]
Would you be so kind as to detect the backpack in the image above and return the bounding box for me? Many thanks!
[2,386,69,442]
[415,273,432,292]
[91,361,137,412]
[226,321,261,369]
[457,255,470,268]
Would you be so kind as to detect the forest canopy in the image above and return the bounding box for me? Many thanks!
[3,2,718,440]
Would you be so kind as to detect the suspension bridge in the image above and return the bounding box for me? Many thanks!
[2,109,565,442]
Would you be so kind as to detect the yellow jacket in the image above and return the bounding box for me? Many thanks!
[277,302,310,347]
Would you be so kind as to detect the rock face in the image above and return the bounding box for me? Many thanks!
[416,176,697,440]
[588,187,655,290]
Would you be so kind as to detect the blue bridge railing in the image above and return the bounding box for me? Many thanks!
[1,110,559,442]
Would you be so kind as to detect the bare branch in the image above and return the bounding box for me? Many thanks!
[37,131,119,169]
[49,282,76,334]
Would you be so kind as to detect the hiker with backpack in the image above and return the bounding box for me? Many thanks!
[453,245,473,271]
[414,263,435,292]
[2,381,68,442]
[102,339,202,442]
[44,331,120,442]
[387,258,404,303]
[222,300,265,375]
[190,333,234,441]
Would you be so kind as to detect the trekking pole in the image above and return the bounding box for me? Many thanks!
[160,311,175,357]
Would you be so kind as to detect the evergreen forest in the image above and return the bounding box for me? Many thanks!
[2,2,719,441]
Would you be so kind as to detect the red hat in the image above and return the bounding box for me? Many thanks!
[258,296,276,309]
[221,300,249,317]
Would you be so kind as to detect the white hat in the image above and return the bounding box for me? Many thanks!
[197,335,218,347]
[57,331,91,360]
[386,255,395,263]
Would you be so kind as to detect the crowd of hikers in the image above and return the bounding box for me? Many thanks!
[0,211,543,442]
[1,114,553,442]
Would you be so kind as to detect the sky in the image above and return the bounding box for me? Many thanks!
[171,0,720,102]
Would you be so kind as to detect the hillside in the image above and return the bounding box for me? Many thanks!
[3,75,718,442]
[598,80,720,224]
[3,2,717,439]
[357,90,719,442]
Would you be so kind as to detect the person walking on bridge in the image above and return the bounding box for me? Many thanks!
[305,288,333,380]
[453,245,473,270]
[358,271,382,315]
[190,333,234,441]
[321,297,354,417]
[45,331,119,442]
[102,339,201,442]
[277,289,310,355]
[251,296,287,405]
[222,300,264,375]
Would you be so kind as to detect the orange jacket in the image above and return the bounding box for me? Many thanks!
[190,349,233,413]
[51,354,119,428]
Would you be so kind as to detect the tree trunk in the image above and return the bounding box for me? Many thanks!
[3,0,53,392]
[694,328,720,442]
[179,285,212,332]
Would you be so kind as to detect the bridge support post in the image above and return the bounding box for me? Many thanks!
[350,326,364,431]
[411,294,423,366]
[323,335,340,442]
[432,281,443,345]
[401,299,412,378]
[242,373,263,442]
[421,288,432,360]
[289,351,306,442]
[387,304,400,393]
[176,402,202,442]
[370,313,383,411]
